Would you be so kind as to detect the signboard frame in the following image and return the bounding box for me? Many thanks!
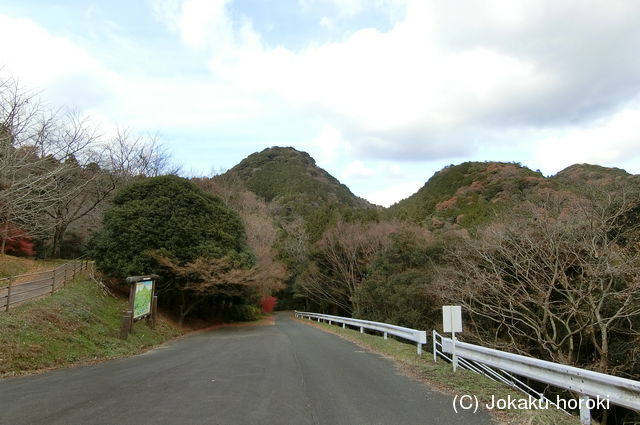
[132,279,154,319]
[442,305,462,333]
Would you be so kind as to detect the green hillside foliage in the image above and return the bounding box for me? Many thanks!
[227,147,379,242]
[90,175,252,279]
[229,146,369,208]
[387,161,546,229]
[357,231,442,329]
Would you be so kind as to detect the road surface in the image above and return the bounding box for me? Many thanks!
[0,312,493,425]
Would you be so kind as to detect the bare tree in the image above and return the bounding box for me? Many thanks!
[0,77,68,253]
[101,128,178,179]
[298,221,402,316]
[1,75,179,257]
[438,188,640,375]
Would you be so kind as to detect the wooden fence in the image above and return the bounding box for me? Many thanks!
[0,260,91,311]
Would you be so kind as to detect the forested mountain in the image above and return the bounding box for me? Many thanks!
[222,146,378,242]
[552,163,639,187]
[387,161,548,228]
[387,161,640,231]
[228,146,372,207]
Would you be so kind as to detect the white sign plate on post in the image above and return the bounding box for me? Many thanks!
[442,305,462,333]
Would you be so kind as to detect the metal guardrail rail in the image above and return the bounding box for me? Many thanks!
[295,311,427,355]
[433,330,640,423]
[431,330,570,414]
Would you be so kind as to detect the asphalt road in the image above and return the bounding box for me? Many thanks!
[0,312,493,425]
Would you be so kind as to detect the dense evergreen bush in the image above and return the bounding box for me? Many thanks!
[90,175,251,278]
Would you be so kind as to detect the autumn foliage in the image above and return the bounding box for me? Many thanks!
[260,296,277,313]
[1,224,35,256]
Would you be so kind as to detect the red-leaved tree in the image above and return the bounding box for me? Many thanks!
[1,223,35,256]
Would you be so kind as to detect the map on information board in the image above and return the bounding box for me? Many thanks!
[133,280,153,319]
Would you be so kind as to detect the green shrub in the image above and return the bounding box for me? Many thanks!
[226,304,262,322]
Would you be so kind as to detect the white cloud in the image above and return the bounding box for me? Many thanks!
[341,160,375,179]
[0,12,262,144]
[309,125,347,163]
[533,105,640,175]
[152,0,640,162]
[0,14,115,98]
[364,180,423,207]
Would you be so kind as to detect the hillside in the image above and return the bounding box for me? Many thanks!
[552,163,638,187]
[227,146,372,210]
[387,161,548,228]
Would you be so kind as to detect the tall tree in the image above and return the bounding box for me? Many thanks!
[90,175,255,321]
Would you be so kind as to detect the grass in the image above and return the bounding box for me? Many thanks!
[0,275,184,377]
[299,319,580,425]
[0,255,67,280]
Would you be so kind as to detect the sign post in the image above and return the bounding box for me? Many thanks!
[442,305,462,372]
[120,275,158,340]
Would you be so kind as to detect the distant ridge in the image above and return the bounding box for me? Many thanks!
[227,146,372,209]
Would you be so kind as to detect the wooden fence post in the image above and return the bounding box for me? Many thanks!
[120,310,133,340]
[5,278,13,312]
[150,295,158,329]
[51,269,56,294]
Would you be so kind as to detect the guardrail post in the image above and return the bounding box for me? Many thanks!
[451,333,458,372]
[383,332,387,340]
[5,278,13,311]
[432,330,437,362]
[417,342,422,356]
[360,327,364,333]
[342,323,345,329]
[579,395,591,425]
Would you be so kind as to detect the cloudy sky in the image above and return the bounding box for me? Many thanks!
[2,1,640,206]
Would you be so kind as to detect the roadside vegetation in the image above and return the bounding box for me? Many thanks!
[0,274,184,377]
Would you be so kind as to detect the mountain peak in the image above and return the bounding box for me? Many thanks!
[228,146,371,208]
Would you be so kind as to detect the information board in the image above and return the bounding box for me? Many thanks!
[133,280,153,319]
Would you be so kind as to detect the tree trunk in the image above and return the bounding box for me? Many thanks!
[599,324,609,372]
[0,221,9,255]
[52,222,68,258]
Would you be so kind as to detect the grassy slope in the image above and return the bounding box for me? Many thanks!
[0,255,67,279]
[0,275,184,377]
[300,319,579,425]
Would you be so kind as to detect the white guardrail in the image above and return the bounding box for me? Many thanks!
[434,331,640,422]
[295,311,427,355]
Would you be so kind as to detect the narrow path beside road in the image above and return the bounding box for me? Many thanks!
[0,312,493,425]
